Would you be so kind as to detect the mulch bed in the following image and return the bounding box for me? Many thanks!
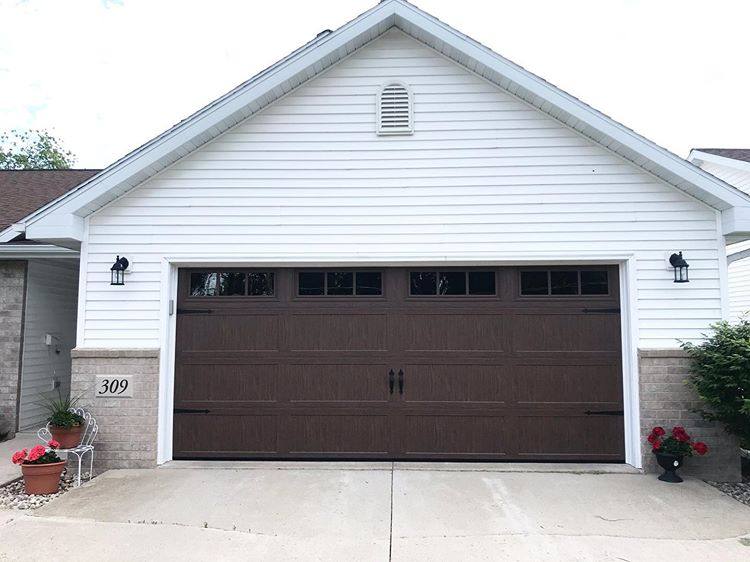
[707,457,750,508]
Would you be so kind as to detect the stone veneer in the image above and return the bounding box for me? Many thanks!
[0,261,26,440]
[70,348,159,471]
[639,349,741,482]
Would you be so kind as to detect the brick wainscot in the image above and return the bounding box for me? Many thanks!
[70,348,159,471]
[639,349,740,482]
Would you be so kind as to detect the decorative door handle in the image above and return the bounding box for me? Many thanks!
[388,369,395,394]
[398,369,404,395]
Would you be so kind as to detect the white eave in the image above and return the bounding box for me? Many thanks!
[15,0,750,245]
[0,243,79,259]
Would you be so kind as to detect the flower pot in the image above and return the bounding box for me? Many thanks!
[21,461,65,495]
[50,424,83,449]
[654,452,684,483]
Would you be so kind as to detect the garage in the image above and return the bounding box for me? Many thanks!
[173,266,624,461]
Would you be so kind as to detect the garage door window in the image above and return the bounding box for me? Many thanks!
[520,270,609,296]
[189,271,274,297]
[298,271,382,296]
[409,271,496,296]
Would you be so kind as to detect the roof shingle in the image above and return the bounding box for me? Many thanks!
[694,149,750,163]
[0,169,100,230]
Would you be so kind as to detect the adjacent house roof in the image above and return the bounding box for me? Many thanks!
[0,169,99,230]
[6,0,750,247]
[692,149,750,163]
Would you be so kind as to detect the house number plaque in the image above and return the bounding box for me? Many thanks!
[95,375,134,398]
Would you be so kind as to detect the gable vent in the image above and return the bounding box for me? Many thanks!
[377,83,413,135]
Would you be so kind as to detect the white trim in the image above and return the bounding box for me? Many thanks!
[689,149,750,174]
[75,218,89,349]
[156,258,178,465]
[155,252,642,468]
[717,211,730,320]
[0,223,25,243]
[0,244,78,259]
[619,256,641,468]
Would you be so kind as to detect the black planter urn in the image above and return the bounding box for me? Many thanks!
[654,452,684,483]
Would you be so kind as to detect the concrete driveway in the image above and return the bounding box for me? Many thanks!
[1,463,749,561]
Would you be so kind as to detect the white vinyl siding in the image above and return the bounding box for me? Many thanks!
[80,29,723,348]
[18,260,79,430]
[728,258,750,321]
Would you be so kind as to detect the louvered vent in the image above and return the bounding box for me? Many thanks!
[377,83,413,135]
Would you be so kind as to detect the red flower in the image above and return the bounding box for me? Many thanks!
[652,427,666,437]
[672,426,690,442]
[27,445,46,462]
[647,433,657,444]
[692,442,709,456]
[11,449,27,465]
[651,439,662,451]
[47,439,60,449]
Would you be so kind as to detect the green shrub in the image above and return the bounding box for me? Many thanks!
[37,390,85,428]
[682,319,750,449]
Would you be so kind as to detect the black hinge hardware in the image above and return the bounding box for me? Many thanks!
[176,309,213,315]
[174,408,210,414]
[584,409,624,416]
[388,370,395,394]
[398,369,404,395]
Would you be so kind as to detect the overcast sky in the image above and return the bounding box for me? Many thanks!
[1,0,748,168]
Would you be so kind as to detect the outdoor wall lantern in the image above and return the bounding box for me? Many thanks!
[110,256,129,286]
[669,252,689,283]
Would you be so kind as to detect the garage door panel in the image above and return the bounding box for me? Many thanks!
[512,314,620,352]
[401,314,506,352]
[515,416,624,459]
[287,364,390,403]
[178,314,281,352]
[402,415,510,456]
[402,364,510,404]
[285,415,390,454]
[173,267,624,461]
[288,313,388,351]
[515,364,622,405]
[175,364,279,404]
[173,414,279,457]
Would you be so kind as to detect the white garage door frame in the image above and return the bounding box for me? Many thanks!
[156,253,641,468]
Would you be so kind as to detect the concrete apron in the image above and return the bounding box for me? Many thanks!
[158,460,643,474]
[2,465,749,561]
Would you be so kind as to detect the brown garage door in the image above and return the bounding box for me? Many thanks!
[173,267,624,461]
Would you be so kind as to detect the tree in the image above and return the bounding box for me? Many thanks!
[0,129,75,170]
[682,319,750,449]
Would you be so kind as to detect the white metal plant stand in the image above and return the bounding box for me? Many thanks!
[38,408,98,487]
